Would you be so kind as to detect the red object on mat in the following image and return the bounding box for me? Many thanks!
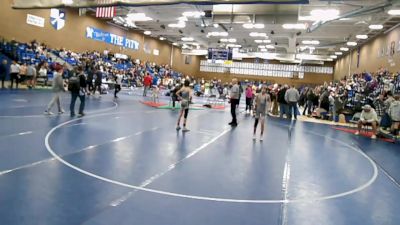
[332,127,394,143]
[209,105,225,110]
[140,101,167,108]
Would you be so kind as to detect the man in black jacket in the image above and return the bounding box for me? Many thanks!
[0,59,7,89]
[69,66,86,117]
[277,85,288,118]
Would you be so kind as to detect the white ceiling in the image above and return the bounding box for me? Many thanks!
[96,0,400,61]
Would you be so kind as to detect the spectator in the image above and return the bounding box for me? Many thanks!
[10,60,20,89]
[69,66,86,117]
[355,105,379,139]
[388,95,400,135]
[285,85,300,120]
[0,59,7,88]
[114,71,123,98]
[26,63,36,88]
[277,85,288,118]
[44,64,65,115]
[303,89,315,116]
[245,84,253,114]
[93,67,102,96]
[19,62,27,84]
[373,94,386,119]
[229,78,240,126]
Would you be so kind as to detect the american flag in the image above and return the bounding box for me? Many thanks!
[95,0,116,18]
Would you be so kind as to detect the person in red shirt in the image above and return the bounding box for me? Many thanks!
[143,72,152,97]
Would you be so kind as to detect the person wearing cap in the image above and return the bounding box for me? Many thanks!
[355,104,379,139]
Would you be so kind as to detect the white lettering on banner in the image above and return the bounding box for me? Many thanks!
[125,38,139,49]
[109,34,124,46]
[26,14,45,27]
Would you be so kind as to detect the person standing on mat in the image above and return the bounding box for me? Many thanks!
[285,85,300,120]
[253,86,271,141]
[69,66,86,117]
[45,64,65,115]
[10,60,20,89]
[176,79,192,132]
[229,78,240,126]
[0,59,7,89]
[143,72,152,97]
[114,71,123,98]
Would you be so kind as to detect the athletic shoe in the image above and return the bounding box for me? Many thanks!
[355,131,360,135]
[176,126,181,131]
[231,123,238,127]
[371,135,377,139]
[260,136,263,141]
[78,113,85,117]
[58,110,65,114]
[44,111,53,115]
[228,122,233,125]
[70,113,75,117]
[182,128,190,132]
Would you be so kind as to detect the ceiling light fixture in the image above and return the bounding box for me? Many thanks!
[330,55,338,59]
[302,40,320,45]
[310,9,340,21]
[144,31,151,35]
[347,41,357,46]
[356,34,368,39]
[126,13,152,21]
[266,45,275,49]
[249,32,267,37]
[260,49,268,52]
[159,37,166,41]
[213,24,219,28]
[258,45,266,49]
[340,47,349,51]
[177,16,188,22]
[282,23,307,30]
[172,42,179,46]
[182,11,205,18]
[369,24,383,30]
[335,52,343,55]
[207,32,228,37]
[226,44,241,48]
[168,21,186,28]
[243,23,265,29]
[388,9,400,16]
[181,37,194,41]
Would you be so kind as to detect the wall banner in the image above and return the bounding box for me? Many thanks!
[85,27,139,50]
[26,14,45,27]
[50,9,66,30]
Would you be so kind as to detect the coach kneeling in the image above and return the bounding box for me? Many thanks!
[355,104,379,139]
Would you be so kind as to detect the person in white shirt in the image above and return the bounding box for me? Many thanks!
[10,61,20,89]
[355,104,379,139]
[114,71,123,98]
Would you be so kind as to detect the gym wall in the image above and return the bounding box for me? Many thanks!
[0,0,199,76]
[334,26,400,80]
[197,58,334,86]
